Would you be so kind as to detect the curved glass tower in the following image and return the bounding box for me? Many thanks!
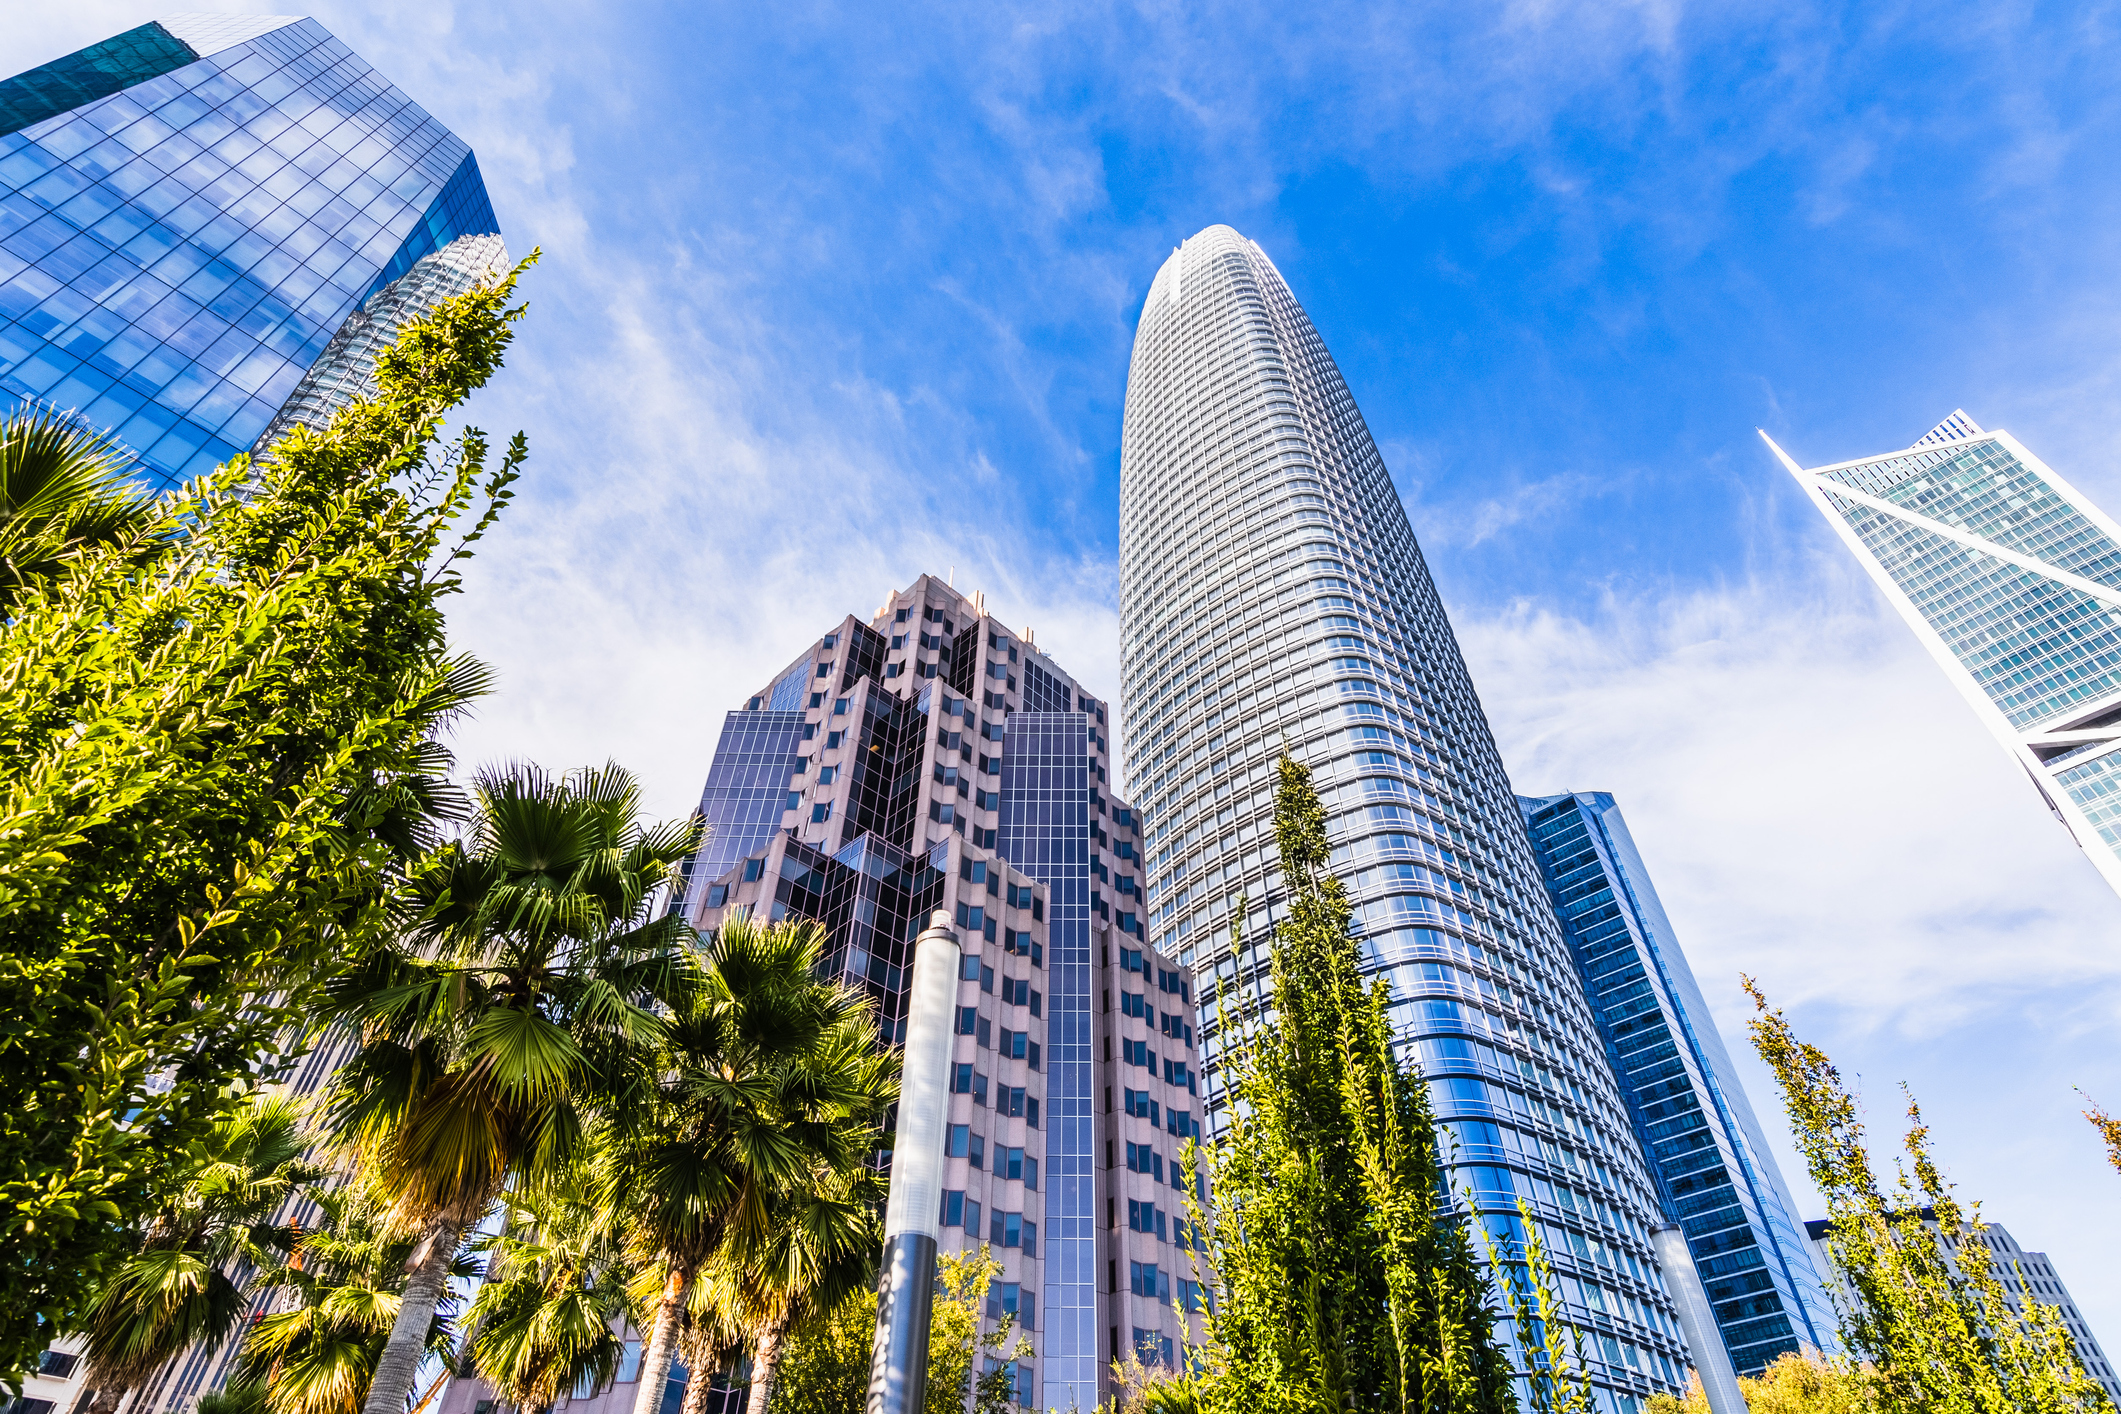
[1119,226,1688,1411]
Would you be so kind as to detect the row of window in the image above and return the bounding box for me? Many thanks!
[950,1065,1040,1124]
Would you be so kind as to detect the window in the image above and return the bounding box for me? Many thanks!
[999,1029,1040,1070]
[951,1065,988,1105]
[1179,1279,1212,1314]
[810,803,831,823]
[896,608,910,622]
[1120,947,1146,973]
[785,791,800,812]
[1125,1088,1161,1124]
[995,1146,1038,1189]
[616,1341,643,1383]
[986,1281,1036,1331]
[957,902,985,931]
[744,858,765,882]
[989,1210,1038,1255]
[1127,1199,1168,1241]
[1124,1038,1155,1069]
[826,730,845,748]
[1130,1261,1171,1300]
[957,1005,979,1035]
[931,801,956,824]
[705,884,727,909]
[891,633,907,647]
[940,1190,982,1233]
[1003,929,1041,966]
[35,1351,79,1380]
[816,765,837,785]
[977,790,1000,810]
[1132,1330,1174,1371]
[833,697,849,715]
[802,723,817,740]
[809,692,824,708]
[816,663,833,678]
[1165,1109,1198,1140]
[947,1124,986,1166]
[1122,992,1147,1019]
[1164,1058,1194,1092]
[1126,1142,1163,1181]
[1002,1087,1039,1126]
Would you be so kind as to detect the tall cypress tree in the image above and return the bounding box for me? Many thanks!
[1180,754,1513,1414]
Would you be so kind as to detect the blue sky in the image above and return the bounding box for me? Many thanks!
[16,0,2121,1355]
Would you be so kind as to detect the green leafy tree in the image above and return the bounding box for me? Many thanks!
[0,404,153,609]
[694,1161,883,1414]
[1477,1200,1595,1414]
[235,1174,473,1414]
[323,760,700,1414]
[76,1092,321,1414]
[1745,979,2107,1414]
[460,1171,632,1414]
[607,916,897,1414]
[1179,754,1512,1414]
[769,1247,1024,1414]
[0,256,534,1382]
[1647,1352,1868,1414]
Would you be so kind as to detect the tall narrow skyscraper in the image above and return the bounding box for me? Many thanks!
[1521,791,1836,1374]
[0,16,505,491]
[1119,225,1690,1411]
[1765,414,2121,901]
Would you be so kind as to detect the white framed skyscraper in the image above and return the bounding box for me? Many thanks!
[1764,414,2121,901]
[1119,225,1692,1413]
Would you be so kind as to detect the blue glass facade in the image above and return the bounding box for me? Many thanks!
[998,713,1097,1410]
[1521,792,1835,1374]
[679,709,807,903]
[0,16,501,491]
[1774,414,2121,901]
[1120,227,1689,1411]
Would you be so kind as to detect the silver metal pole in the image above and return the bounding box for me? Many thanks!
[868,910,962,1414]
[1650,1223,1749,1414]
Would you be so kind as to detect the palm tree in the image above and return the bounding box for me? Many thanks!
[75,1091,320,1414]
[323,761,702,1414]
[236,1176,473,1414]
[0,402,153,608]
[460,1167,632,1414]
[609,916,898,1414]
[692,1159,882,1414]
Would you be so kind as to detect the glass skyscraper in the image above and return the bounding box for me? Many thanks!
[1119,225,1691,1411]
[0,20,503,1414]
[636,575,1198,1413]
[1,15,504,492]
[1766,413,2121,902]
[1522,791,1835,1374]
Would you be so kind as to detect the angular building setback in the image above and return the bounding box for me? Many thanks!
[511,573,1201,1414]
[1521,792,1836,1374]
[1118,225,1691,1412]
[1765,413,2121,903]
[0,15,504,491]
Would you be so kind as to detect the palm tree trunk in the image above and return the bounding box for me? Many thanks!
[745,1315,792,1414]
[361,1213,462,1414]
[632,1266,692,1414]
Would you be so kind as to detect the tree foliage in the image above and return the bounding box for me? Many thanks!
[323,758,699,1414]
[606,915,897,1414]
[1647,1353,1868,1414]
[233,1173,472,1414]
[0,255,534,1382]
[1176,753,1513,1414]
[769,1247,1025,1414]
[1745,979,2107,1414]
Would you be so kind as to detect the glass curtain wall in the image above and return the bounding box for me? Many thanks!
[1117,224,1688,1412]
